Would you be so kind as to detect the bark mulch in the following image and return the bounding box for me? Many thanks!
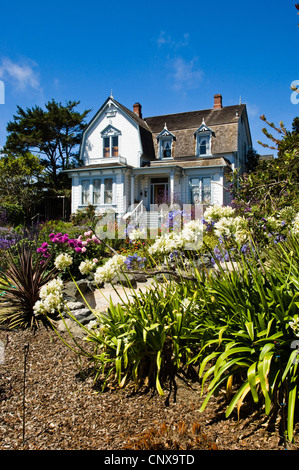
[1,327,298,452]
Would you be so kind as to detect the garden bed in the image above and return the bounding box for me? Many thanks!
[1,327,298,451]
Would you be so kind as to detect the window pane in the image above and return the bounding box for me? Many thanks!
[112,136,118,156]
[104,178,113,204]
[190,179,200,204]
[82,180,90,205]
[103,137,110,157]
[202,177,211,203]
[190,178,199,186]
[199,139,207,155]
[161,139,172,158]
[93,179,101,204]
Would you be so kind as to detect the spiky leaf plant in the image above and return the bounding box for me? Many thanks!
[0,244,58,329]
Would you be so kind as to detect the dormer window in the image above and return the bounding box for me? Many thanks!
[101,125,121,158]
[157,124,175,160]
[194,119,213,157]
[199,137,208,155]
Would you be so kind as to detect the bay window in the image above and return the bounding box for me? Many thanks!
[81,177,115,206]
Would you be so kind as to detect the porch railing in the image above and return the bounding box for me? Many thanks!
[123,200,144,224]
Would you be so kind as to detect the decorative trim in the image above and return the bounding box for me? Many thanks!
[101,124,122,137]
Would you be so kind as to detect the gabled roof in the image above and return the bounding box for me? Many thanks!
[79,96,154,160]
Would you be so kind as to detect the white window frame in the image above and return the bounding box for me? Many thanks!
[80,177,116,206]
[159,136,173,159]
[81,179,91,205]
[196,133,211,157]
[101,125,121,158]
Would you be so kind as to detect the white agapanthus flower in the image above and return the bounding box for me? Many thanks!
[148,232,184,255]
[79,259,97,275]
[148,220,203,254]
[289,315,299,337]
[204,205,235,222]
[265,216,281,232]
[292,213,299,235]
[54,253,73,271]
[94,254,126,284]
[34,278,64,316]
[214,216,248,244]
[128,227,146,241]
[39,278,64,299]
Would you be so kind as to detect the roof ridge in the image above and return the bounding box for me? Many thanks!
[144,103,245,120]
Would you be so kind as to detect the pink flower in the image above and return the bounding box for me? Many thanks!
[93,258,98,264]
[84,231,92,237]
[81,247,86,253]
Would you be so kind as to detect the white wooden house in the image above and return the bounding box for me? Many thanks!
[66,93,252,224]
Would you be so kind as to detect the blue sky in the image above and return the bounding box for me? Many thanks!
[0,0,298,156]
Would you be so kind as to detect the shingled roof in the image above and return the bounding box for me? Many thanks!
[143,104,246,132]
[143,103,246,157]
[82,95,249,161]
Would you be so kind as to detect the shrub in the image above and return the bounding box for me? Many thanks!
[190,235,299,442]
[36,224,106,278]
[69,204,96,226]
[0,244,58,329]
[0,203,25,226]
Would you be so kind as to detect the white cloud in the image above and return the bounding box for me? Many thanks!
[0,57,41,92]
[157,31,190,49]
[169,57,203,91]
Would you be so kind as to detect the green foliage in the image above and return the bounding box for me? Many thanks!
[188,236,299,442]
[70,204,96,226]
[0,152,45,222]
[0,244,58,329]
[232,152,299,214]
[63,278,202,395]
[244,148,260,173]
[38,220,88,241]
[50,229,299,442]
[234,116,299,225]
[3,99,90,190]
[0,203,25,226]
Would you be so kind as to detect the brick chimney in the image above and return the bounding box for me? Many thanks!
[133,102,142,118]
[213,94,223,109]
